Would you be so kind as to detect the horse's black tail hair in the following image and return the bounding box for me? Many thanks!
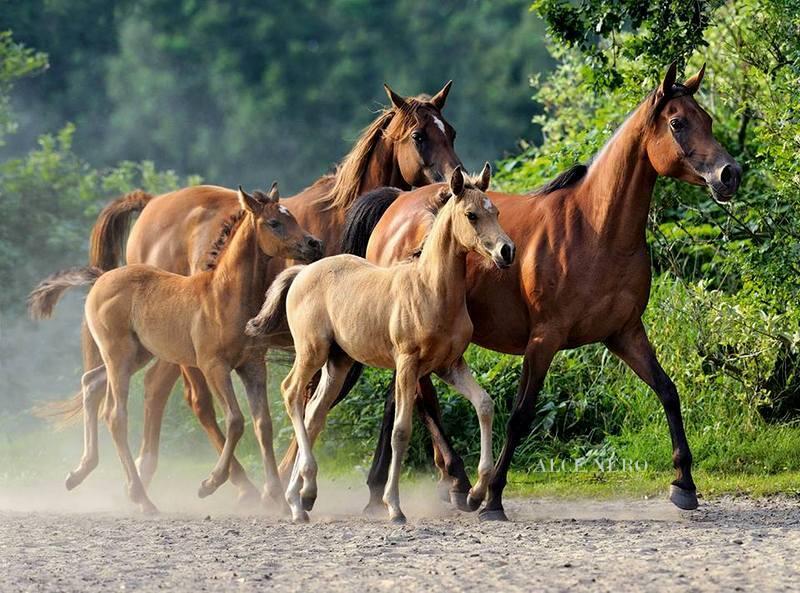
[340,186,402,256]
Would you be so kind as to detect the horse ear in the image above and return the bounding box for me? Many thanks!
[238,185,262,214]
[384,84,407,110]
[266,181,279,203]
[475,162,491,192]
[683,63,706,94]
[657,61,678,100]
[449,166,465,199]
[430,80,453,110]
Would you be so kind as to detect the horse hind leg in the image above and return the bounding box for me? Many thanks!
[65,365,107,490]
[135,359,180,488]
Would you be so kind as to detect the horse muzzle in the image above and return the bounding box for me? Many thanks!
[491,241,515,270]
[299,236,324,262]
[707,162,742,203]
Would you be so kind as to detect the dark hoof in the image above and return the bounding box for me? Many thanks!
[65,472,82,491]
[301,496,316,512]
[669,484,699,510]
[450,491,472,512]
[362,500,386,518]
[465,493,483,513]
[390,513,407,525]
[478,508,509,522]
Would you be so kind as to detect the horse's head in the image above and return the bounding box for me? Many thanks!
[645,62,742,202]
[383,81,463,187]
[444,164,515,269]
[238,184,323,262]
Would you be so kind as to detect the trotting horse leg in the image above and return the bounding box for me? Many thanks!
[605,321,698,510]
[437,358,495,511]
[182,366,259,503]
[235,359,285,510]
[364,375,472,514]
[195,363,245,499]
[136,360,180,487]
[481,337,557,522]
[382,357,418,524]
[65,365,107,490]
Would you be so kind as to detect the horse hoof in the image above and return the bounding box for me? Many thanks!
[235,488,261,510]
[669,484,699,510]
[65,472,82,491]
[450,491,472,512]
[197,481,217,499]
[301,496,316,512]
[437,484,451,503]
[362,500,386,518]
[140,502,159,516]
[478,508,508,522]
[293,510,309,524]
[390,513,407,525]
[465,493,483,513]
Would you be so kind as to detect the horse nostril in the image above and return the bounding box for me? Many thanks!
[720,163,740,191]
[720,165,732,186]
[500,243,513,265]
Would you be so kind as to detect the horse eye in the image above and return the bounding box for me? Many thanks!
[411,131,425,143]
[466,212,478,222]
[670,118,685,132]
[266,219,281,228]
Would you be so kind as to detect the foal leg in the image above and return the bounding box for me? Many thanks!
[235,359,284,509]
[605,321,697,510]
[65,365,107,490]
[383,357,418,524]
[136,359,180,487]
[104,349,158,514]
[437,358,495,511]
[196,363,245,499]
[282,357,325,523]
[481,337,557,522]
[182,367,259,503]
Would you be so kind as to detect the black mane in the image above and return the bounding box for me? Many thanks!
[529,163,588,197]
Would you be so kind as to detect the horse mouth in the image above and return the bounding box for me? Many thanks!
[710,186,734,203]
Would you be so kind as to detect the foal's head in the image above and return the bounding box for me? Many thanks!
[238,184,323,262]
[383,81,462,186]
[442,165,515,269]
[644,62,742,201]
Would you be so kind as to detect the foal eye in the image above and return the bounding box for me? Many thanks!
[466,212,478,222]
[411,131,425,143]
[266,219,281,228]
[669,118,685,132]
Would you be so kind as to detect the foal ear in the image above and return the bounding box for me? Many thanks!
[475,162,491,192]
[430,80,453,110]
[266,181,280,203]
[238,185,263,214]
[656,61,678,101]
[449,166,465,199]
[683,63,706,95]
[384,84,407,110]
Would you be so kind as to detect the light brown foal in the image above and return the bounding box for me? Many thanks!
[247,165,515,523]
[29,186,321,512]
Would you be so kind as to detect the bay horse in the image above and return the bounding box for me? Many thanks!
[293,62,742,520]
[35,82,462,503]
[247,165,515,523]
[29,186,320,512]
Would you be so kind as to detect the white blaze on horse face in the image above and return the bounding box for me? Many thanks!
[483,197,492,211]
[433,116,446,136]
[279,206,290,216]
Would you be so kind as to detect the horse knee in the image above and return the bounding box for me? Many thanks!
[226,413,245,440]
[253,418,273,442]
[477,394,494,419]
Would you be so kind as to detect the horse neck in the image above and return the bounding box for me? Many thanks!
[212,217,270,314]
[362,134,411,192]
[416,206,468,309]
[577,105,658,253]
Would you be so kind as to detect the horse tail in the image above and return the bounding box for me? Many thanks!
[89,189,154,270]
[27,266,103,320]
[340,186,401,257]
[246,265,305,339]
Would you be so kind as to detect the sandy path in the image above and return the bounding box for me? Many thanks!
[1,481,798,592]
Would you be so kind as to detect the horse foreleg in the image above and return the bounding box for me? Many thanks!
[437,359,494,511]
[383,357,418,524]
[605,322,697,510]
[136,360,180,487]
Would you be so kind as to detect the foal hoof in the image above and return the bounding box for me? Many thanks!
[65,471,82,491]
[301,496,316,512]
[450,491,472,512]
[140,501,159,516]
[669,484,699,510]
[293,510,310,524]
[465,493,484,513]
[235,487,262,511]
[437,484,452,503]
[362,500,386,518]
[197,480,219,499]
[390,512,407,525]
[478,507,509,522]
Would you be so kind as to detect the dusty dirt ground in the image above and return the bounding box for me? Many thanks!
[1,475,799,593]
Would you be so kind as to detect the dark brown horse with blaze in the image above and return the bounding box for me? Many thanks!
[315,63,742,520]
[35,83,462,503]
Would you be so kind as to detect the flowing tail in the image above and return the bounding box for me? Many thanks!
[246,265,305,339]
[89,189,154,270]
[28,266,104,425]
